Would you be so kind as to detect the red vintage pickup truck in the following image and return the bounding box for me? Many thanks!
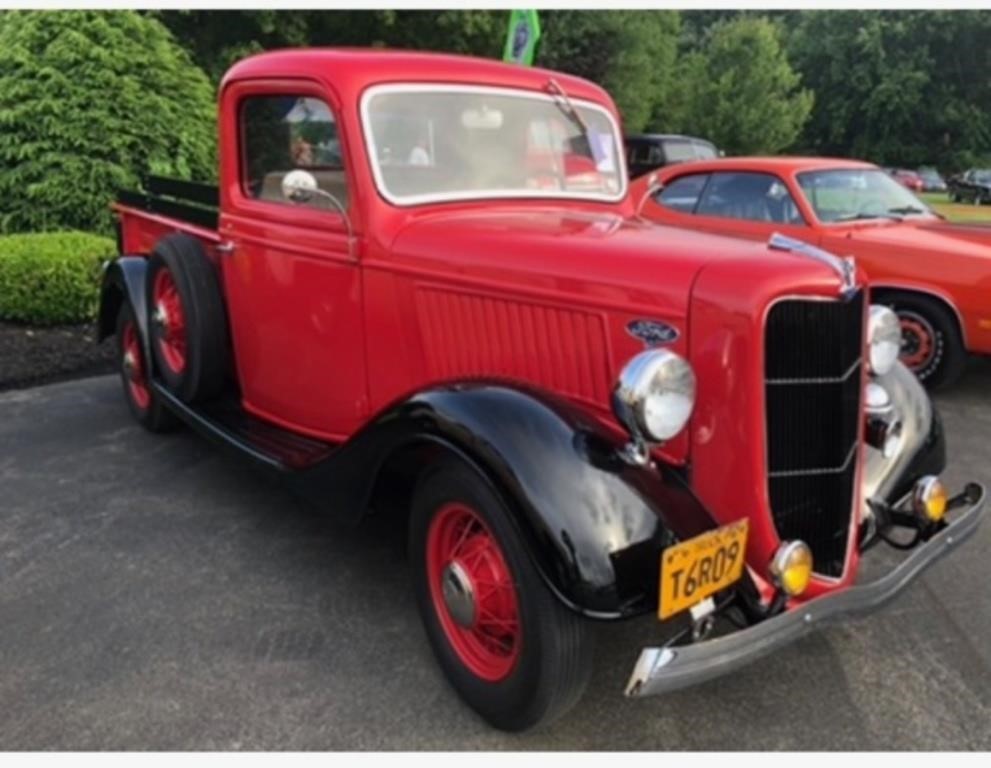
[98,49,985,731]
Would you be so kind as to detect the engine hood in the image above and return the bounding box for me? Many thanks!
[833,218,991,259]
[390,207,853,316]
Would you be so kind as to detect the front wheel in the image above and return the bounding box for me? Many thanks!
[409,459,594,731]
[883,293,967,389]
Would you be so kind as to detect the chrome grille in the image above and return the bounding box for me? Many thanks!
[764,292,864,577]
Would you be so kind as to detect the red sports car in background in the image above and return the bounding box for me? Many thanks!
[888,168,925,192]
[634,157,991,387]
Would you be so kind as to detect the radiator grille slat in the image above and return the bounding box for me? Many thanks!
[765,292,864,577]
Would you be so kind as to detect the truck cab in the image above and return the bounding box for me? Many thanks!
[100,49,984,731]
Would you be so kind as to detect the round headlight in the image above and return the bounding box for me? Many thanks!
[868,305,901,376]
[612,349,696,443]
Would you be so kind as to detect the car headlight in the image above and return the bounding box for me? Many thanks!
[868,304,901,376]
[612,349,696,443]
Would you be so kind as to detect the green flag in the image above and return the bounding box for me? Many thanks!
[503,10,541,66]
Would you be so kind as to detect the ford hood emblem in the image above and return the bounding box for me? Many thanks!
[627,319,679,347]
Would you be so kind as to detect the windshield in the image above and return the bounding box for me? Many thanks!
[361,85,625,205]
[663,139,716,163]
[797,169,933,223]
[974,170,991,184]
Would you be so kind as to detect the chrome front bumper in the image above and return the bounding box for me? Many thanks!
[625,482,986,698]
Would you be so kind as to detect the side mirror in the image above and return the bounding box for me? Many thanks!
[279,168,355,261]
[282,169,319,204]
[635,172,664,218]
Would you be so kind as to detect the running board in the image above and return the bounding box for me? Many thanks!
[151,381,336,471]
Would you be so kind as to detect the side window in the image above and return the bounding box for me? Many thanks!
[697,172,803,224]
[241,95,348,211]
[627,142,650,165]
[656,173,709,213]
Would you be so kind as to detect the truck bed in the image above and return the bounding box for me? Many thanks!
[114,175,221,255]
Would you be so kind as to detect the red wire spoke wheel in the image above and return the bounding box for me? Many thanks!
[115,302,177,433]
[121,317,151,411]
[152,268,187,375]
[426,502,521,682]
[410,459,593,731]
[145,233,229,404]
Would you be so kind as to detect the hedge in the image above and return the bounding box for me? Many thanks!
[0,232,116,325]
[0,11,217,235]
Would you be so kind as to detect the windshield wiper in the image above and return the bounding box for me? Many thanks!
[887,205,928,216]
[834,212,903,222]
[546,78,590,143]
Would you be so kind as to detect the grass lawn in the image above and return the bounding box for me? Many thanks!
[919,192,991,224]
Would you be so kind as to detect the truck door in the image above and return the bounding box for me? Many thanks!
[217,78,367,438]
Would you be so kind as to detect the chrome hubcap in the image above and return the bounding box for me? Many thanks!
[153,303,169,330]
[441,561,476,628]
[123,350,137,378]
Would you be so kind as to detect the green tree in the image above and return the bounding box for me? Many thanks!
[0,10,217,234]
[662,16,812,154]
[789,11,991,169]
[154,10,505,82]
[537,10,681,133]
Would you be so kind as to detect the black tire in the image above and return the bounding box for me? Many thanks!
[881,292,967,389]
[409,458,594,731]
[146,233,228,403]
[115,302,178,433]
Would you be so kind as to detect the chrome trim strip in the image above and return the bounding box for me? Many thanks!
[624,483,986,698]
[766,358,862,386]
[768,441,858,479]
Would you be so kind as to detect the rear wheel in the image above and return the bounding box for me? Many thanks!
[409,459,594,731]
[146,234,228,403]
[116,302,177,432]
[881,292,967,389]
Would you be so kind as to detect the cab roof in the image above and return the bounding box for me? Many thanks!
[221,48,616,112]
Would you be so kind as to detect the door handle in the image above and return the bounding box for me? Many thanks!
[216,241,236,256]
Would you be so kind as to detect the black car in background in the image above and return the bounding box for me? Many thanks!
[947,169,991,204]
[624,133,719,179]
[918,166,947,192]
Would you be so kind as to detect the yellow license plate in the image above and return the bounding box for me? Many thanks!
[659,519,749,620]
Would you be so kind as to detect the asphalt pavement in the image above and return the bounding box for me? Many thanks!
[1,362,989,749]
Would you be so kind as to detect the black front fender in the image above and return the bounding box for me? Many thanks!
[294,385,718,619]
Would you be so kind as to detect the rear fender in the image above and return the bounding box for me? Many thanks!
[293,384,718,619]
[96,256,148,344]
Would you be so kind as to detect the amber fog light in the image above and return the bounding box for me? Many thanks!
[912,475,948,523]
[769,540,813,596]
